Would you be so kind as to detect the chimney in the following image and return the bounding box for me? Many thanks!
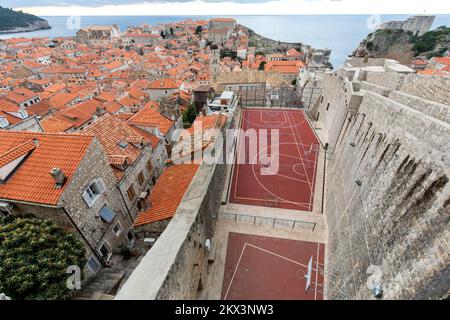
[95,106,106,117]
[50,168,67,189]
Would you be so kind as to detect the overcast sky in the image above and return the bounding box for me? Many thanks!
[8,0,450,16]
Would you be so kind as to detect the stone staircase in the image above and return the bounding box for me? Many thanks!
[71,255,144,300]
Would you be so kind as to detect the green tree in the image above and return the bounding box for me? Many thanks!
[259,61,267,71]
[412,27,450,55]
[182,103,197,126]
[220,50,237,60]
[0,6,46,30]
[195,25,203,34]
[0,217,86,300]
[366,41,374,51]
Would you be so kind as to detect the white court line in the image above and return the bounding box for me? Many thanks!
[288,111,320,211]
[286,112,313,193]
[224,242,320,300]
[223,243,248,300]
[314,243,320,300]
[309,145,320,211]
[241,109,305,130]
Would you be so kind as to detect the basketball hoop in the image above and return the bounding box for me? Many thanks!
[305,256,313,292]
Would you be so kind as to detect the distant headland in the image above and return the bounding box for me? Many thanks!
[0,6,51,34]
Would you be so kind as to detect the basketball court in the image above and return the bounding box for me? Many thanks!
[229,109,320,211]
[221,232,325,300]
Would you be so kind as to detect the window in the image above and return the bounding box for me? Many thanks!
[127,230,135,241]
[99,242,112,260]
[138,171,145,185]
[320,96,324,103]
[127,184,136,201]
[82,179,106,208]
[113,222,122,236]
[118,141,128,149]
[19,110,28,119]
[87,256,101,274]
[0,117,9,129]
[99,205,116,223]
[326,102,330,111]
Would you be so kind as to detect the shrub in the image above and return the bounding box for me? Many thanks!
[0,217,86,300]
[182,103,197,125]
[113,244,134,260]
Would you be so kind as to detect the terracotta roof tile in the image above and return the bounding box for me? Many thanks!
[133,164,199,227]
[40,116,74,133]
[127,105,175,135]
[0,131,94,205]
[82,114,151,181]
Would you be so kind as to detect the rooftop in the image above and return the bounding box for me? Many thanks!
[0,131,93,205]
[133,164,199,227]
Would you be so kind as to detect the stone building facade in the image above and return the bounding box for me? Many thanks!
[0,132,133,279]
[57,139,132,272]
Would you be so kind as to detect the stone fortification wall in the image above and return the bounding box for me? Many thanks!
[325,91,449,299]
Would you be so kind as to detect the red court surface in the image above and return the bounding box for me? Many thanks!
[229,109,320,211]
[221,233,325,300]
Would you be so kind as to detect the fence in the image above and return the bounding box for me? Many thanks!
[233,85,323,110]
[219,211,317,232]
[236,86,303,109]
[298,86,323,110]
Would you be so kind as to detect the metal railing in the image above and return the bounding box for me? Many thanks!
[219,211,317,231]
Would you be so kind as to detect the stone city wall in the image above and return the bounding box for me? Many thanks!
[365,71,405,91]
[400,75,450,105]
[325,91,449,299]
[115,120,230,300]
[388,90,450,124]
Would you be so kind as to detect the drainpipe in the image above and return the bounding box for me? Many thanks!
[61,206,105,267]
[117,185,134,224]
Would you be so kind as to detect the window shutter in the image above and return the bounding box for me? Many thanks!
[82,190,94,208]
[96,178,107,193]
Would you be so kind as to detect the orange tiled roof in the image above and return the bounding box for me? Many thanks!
[82,114,152,181]
[127,105,175,135]
[432,57,450,66]
[40,116,74,133]
[95,92,116,103]
[133,164,199,227]
[417,69,448,76]
[0,140,36,168]
[49,92,79,109]
[265,60,305,74]
[103,101,123,114]
[26,101,52,117]
[148,78,179,90]
[0,131,94,205]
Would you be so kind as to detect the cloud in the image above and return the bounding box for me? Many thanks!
[14,0,450,16]
[4,0,269,7]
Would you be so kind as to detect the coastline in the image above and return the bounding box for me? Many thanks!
[0,21,51,35]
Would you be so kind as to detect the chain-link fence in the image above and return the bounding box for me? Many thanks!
[236,86,303,109]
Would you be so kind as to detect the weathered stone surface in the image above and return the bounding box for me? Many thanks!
[115,121,229,300]
[325,90,449,300]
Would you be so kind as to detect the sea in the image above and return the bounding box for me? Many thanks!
[1,15,450,68]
